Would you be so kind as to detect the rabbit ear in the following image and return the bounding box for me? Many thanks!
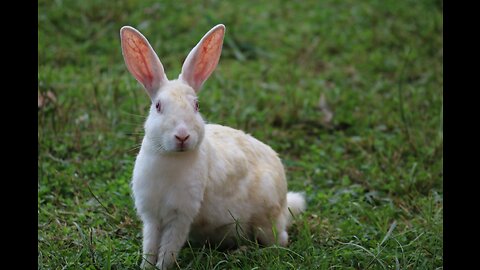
[120,26,168,99]
[179,24,225,92]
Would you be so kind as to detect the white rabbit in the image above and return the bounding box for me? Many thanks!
[120,24,306,269]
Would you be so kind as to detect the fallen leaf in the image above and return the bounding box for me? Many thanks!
[318,93,334,125]
[38,90,45,108]
[38,90,57,109]
[46,91,57,103]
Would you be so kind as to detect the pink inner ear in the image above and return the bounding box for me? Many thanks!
[121,28,165,94]
[125,37,154,88]
[182,26,224,91]
[193,31,223,87]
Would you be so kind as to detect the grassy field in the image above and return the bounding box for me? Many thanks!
[38,0,443,269]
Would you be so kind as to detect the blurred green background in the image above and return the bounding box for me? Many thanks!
[38,0,443,269]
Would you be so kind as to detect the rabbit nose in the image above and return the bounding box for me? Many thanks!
[175,134,190,143]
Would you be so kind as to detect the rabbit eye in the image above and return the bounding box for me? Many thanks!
[155,101,161,112]
[194,100,199,112]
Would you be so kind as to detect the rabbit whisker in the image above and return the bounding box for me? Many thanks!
[150,139,167,153]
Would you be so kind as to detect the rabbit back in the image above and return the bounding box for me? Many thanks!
[191,124,289,245]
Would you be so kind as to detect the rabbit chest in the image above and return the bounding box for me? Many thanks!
[131,148,207,224]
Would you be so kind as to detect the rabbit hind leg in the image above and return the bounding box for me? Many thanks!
[253,211,289,247]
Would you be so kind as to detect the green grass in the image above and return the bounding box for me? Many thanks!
[38,0,443,269]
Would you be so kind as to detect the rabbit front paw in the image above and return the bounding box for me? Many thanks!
[140,254,157,269]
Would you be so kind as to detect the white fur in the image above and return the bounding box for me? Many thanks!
[121,24,306,269]
[286,192,307,224]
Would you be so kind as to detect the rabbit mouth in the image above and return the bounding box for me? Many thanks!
[175,143,189,152]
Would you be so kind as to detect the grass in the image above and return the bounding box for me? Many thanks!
[38,0,443,269]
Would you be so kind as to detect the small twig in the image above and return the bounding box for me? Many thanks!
[86,184,120,223]
[45,152,69,165]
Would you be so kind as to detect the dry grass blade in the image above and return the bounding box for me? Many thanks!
[380,220,397,246]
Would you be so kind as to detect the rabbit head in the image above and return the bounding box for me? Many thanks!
[120,25,225,153]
